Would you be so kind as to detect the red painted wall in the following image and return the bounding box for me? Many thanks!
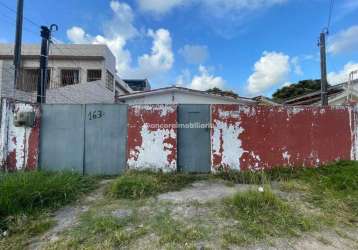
[127,105,177,172]
[212,105,354,171]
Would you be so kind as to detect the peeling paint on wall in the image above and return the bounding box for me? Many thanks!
[127,105,177,172]
[212,104,353,171]
[0,98,40,171]
[351,105,358,161]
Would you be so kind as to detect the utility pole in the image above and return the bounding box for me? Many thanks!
[319,30,329,106]
[37,24,57,103]
[13,0,24,91]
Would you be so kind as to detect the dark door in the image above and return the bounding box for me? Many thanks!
[178,105,211,173]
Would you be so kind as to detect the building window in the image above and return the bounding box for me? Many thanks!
[61,69,80,86]
[18,68,51,92]
[87,69,102,82]
[106,71,114,91]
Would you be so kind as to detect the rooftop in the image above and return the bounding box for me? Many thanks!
[282,81,358,105]
[0,44,114,60]
[116,86,256,104]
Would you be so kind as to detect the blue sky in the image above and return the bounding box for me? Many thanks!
[0,0,357,97]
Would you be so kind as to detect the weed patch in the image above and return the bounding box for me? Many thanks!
[0,214,54,250]
[215,161,358,225]
[49,211,146,249]
[293,161,358,224]
[0,171,96,231]
[108,170,199,199]
[149,210,206,245]
[223,188,314,246]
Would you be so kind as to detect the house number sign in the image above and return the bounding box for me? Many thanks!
[88,110,105,120]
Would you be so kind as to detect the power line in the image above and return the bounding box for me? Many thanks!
[0,0,40,28]
[0,11,39,36]
[327,0,334,32]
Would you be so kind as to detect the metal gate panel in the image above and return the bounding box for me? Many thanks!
[40,105,85,173]
[84,104,127,175]
[178,105,211,173]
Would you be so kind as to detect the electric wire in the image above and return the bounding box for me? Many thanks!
[327,0,334,32]
[0,1,41,28]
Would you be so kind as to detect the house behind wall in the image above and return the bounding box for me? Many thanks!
[0,44,131,103]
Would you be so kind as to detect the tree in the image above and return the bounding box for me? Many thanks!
[206,87,239,98]
[272,80,322,102]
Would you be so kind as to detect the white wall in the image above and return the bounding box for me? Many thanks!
[0,44,131,103]
[46,80,114,104]
[120,91,251,105]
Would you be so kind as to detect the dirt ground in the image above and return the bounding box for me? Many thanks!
[28,179,358,250]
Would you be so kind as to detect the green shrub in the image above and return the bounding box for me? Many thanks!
[109,170,198,199]
[0,171,95,229]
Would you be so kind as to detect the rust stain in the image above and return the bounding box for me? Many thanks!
[26,107,41,170]
[1,99,41,171]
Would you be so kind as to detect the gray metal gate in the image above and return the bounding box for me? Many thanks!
[178,105,211,173]
[84,104,127,175]
[40,104,127,175]
[40,105,85,173]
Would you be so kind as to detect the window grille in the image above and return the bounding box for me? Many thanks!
[17,68,51,92]
[61,69,80,86]
[87,69,102,82]
[106,71,114,91]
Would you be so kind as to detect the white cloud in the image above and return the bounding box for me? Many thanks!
[66,1,174,79]
[106,0,138,39]
[246,51,290,95]
[179,45,209,65]
[328,62,358,85]
[136,29,174,78]
[138,0,187,14]
[176,65,225,90]
[138,0,286,15]
[328,25,358,55]
[202,0,286,15]
[67,26,89,44]
[291,57,303,75]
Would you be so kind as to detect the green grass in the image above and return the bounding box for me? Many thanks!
[0,214,55,250]
[213,169,270,185]
[108,170,199,199]
[289,161,358,224]
[51,211,146,249]
[149,210,207,245]
[216,160,358,226]
[223,188,314,246]
[0,171,96,230]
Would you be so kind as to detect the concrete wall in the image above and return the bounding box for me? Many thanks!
[1,100,357,174]
[127,105,177,172]
[0,98,40,171]
[211,105,355,171]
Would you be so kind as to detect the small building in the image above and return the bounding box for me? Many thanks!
[252,96,279,106]
[116,86,256,105]
[283,80,358,106]
[0,44,132,103]
[123,79,151,92]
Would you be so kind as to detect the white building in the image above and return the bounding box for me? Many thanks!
[0,44,132,103]
[116,86,256,105]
